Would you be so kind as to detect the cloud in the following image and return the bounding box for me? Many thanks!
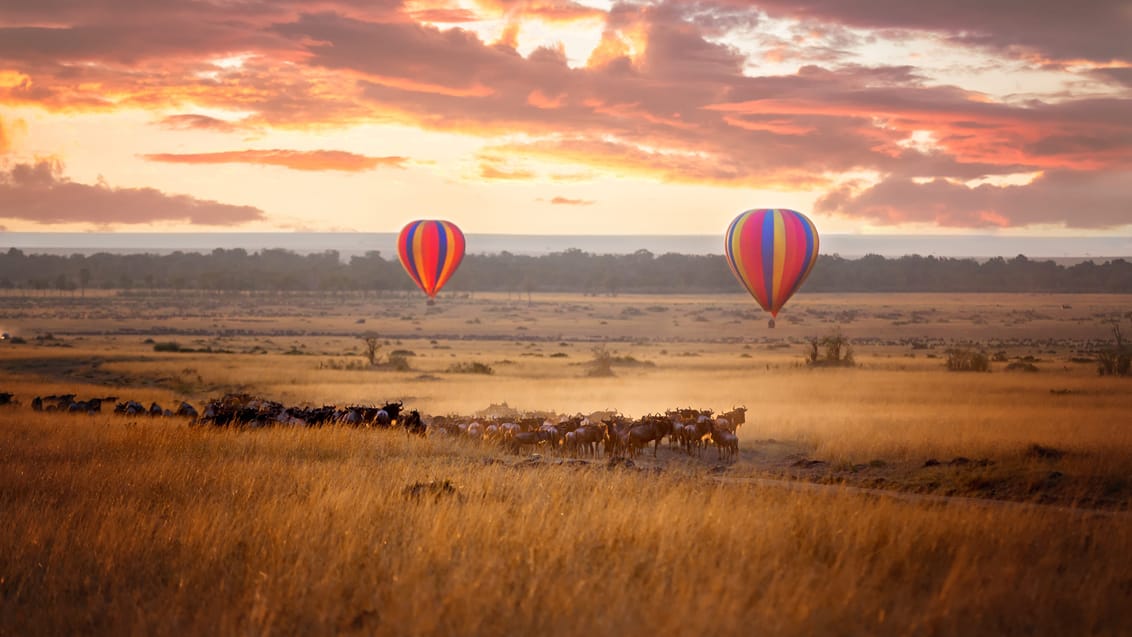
[474,0,608,23]
[739,0,1132,64]
[1,1,1130,229]
[479,161,535,180]
[0,159,265,226]
[142,149,408,172]
[549,196,594,205]
[157,114,245,133]
[0,117,8,153]
[815,169,1132,229]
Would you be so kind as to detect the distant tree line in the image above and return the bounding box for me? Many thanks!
[1,247,1131,295]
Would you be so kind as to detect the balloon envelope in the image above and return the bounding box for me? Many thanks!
[724,208,819,317]
[397,220,465,298]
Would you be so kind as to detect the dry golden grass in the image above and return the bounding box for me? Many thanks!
[2,413,1129,637]
[3,292,1132,634]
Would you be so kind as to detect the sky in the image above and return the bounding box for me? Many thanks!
[0,0,1130,236]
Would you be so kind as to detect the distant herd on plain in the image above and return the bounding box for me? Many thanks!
[0,391,746,462]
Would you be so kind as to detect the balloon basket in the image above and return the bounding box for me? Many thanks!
[768,318,776,329]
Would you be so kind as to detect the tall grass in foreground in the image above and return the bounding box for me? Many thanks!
[2,414,1129,636]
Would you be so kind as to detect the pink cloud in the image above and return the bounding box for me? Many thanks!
[731,0,1132,64]
[0,159,265,225]
[816,170,1132,229]
[0,1,1128,229]
[549,196,594,205]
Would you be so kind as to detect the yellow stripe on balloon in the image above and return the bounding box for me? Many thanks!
[411,225,428,289]
[728,216,749,295]
[437,224,456,287]
[771,210,787,311]
[800,215,820,285]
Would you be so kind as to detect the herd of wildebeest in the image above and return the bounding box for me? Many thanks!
[0,391,746,461]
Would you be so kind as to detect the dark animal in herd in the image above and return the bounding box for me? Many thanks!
[12,390,745,460]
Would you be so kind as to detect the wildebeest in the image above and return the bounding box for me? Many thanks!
[715,407,747,433]
[115,400,146,416]
[402,410,427,436]
[67,398,103,414]
[710,422,739,462]
[175,402,199,418]
[375,401,403,427]
[626,415,674,458]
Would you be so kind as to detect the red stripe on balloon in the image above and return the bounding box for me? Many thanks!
[419,221,439,296]
[779,211,806,311]
[740,210,769,310]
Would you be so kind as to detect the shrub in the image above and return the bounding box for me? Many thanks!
[386,354,413,372]
[805,328,855,367]
[153,341,182,352]
[945,348,990,372]
[446,361,495,375]
[586,346,616,377]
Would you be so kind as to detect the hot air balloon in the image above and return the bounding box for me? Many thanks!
[724,208,819,328]
[397,219,465,300]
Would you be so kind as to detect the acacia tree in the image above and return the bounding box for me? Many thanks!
[1097,321,1131,376]
[361,334,382,367]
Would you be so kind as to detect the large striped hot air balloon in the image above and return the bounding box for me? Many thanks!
[724,209,819,327]
[397,219,465,300]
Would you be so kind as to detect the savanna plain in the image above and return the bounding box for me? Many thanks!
[1,290,1130,636]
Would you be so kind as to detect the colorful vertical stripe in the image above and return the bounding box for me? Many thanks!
[397,219,466,298]
[724,209,819,317]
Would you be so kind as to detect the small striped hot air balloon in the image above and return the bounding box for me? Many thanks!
[397,219,466,300]
[724,209,819,328]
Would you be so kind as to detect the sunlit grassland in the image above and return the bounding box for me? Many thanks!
[1,413,1129,637]
[3,292,1132,635]
[81,340,1132,465]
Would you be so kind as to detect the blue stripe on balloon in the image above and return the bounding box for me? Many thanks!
[403,221,420,287]
[786,220,814,301]
[761,210,775,308]
[434,222,448,287]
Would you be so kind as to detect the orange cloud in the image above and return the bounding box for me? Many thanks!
[493,138,830,189]
[0,117,8,153]
[410,7,481,24]
[142,150,408,172]
[1,1,1130,230]
[157,114,245,133]
[527,89,565,109]
[480,163,535,180]
[474,0,606,23]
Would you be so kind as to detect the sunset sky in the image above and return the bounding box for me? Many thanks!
[1,0,1130,236]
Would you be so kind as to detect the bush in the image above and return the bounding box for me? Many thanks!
[586,346,616,377]
[153,341,182,352]
[805,329,855,367]
[945,348,990,372]
[1097,322,1131,376]
[386,354,413,372]
[446,361,495,375]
